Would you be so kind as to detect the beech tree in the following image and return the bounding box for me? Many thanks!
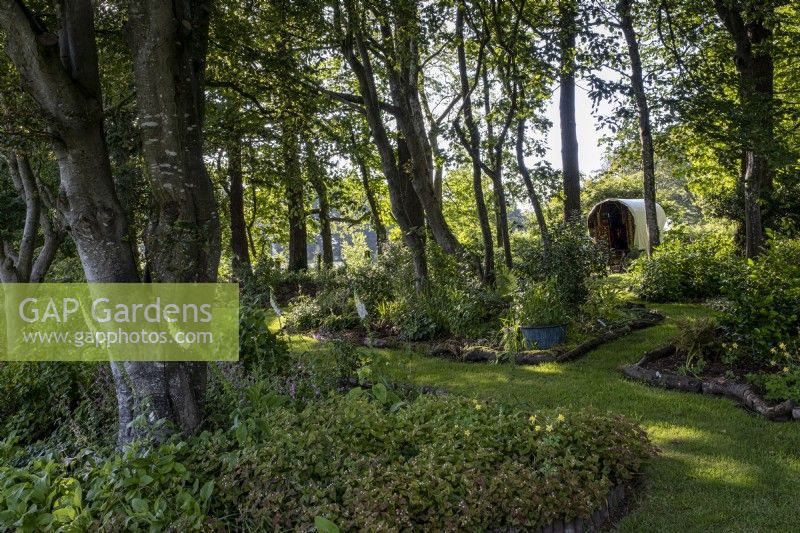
[0,0,219,445]
[617,0,659,255]
[558,0,581,222]
[713,0,774,258]
[455,1,495,284]
[0,150,64,283]
[333,0,483,282]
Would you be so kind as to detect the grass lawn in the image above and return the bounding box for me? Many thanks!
[288,303,800,532]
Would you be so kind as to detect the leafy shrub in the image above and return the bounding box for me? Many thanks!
[721,239,800,367]
[515,278,570,326]
[377,277,507,341]
[239,304,289,372]
[0,394,653,531]
[515,222,608,306]
[749,367,800,403]
[282,293,322,331]
[579,280,627,329]
[628,225,740,302]
[673,317,721,375]
[0,362,105,445]
[376,296,445,341]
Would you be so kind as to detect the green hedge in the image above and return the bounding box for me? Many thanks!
[0,394,652,531]
[628,226,740,302]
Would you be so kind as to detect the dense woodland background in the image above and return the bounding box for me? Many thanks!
[0,0,799,529]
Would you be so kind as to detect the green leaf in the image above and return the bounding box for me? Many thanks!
[199,481,214,502]
[346,387,365,399]
[314,515,340,533]
[372,383,388,403]
[131,498,148,515]
[52,506,77,523]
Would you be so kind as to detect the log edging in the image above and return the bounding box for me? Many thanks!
[532,483,632,533]
[621,344,799,422]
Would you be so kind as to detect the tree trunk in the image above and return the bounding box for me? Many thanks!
[617,0,659,256]
[227,137,252,278]
[456,3,493,285]
[374,5,482,278]
[337,6,427,286]
[283,128,308,271]
[0,151,65,283]
[306,141,334,268]
[516,117,550,246]
[353,142,388,254]
[0,1,140,285]
[125,0,219,445]
[0,1,167,446]
[559,0,581,222]
[482,68,513,269]
[398,138,429,289]
[714,1,773,258]
[419,78,444,203]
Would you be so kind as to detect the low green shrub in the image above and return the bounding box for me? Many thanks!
[748,367,800,403]
[0,394,653,531]
[721,239,800,368]
[628,225,740,302]
[376,279,507,341]
[578,281,627,330]
[514,222,608,306]
[283,293,325,331]
[0,362,105,445]
[239,304,289,372]
[515,278,570,326]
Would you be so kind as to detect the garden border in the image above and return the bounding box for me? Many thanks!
[621,345,800,422]
[529,483,633,533]
[451,311,665,366]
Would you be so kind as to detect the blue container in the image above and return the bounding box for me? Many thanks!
[520,325,567,349]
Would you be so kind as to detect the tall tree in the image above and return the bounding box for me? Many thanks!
[283,125,308,271]
[482,67,513,269]
[0,0,221,444]
[617,0,659,255]
[227,136,252,278]
[334,0,482,279]
[122,0,220,444]
[455,1,495,285]
[713,0,774,257]
[559,0,581,221]
[0,150,64,283]
[0,0,139,285]
[305,139,334,268]
[350,131,388,254]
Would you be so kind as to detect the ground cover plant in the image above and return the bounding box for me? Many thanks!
[0,342,653,531]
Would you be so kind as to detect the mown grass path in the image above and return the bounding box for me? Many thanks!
[371,304,800,532]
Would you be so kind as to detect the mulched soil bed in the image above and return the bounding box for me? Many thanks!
[622,345,800,422]
[446,311,665,366]
[309,311,666,369]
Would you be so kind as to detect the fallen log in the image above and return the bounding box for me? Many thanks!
[461,346,506,363]
[701,378,796,421]
[515,352,558,365]
[427,340,462,359]
[621,364,703,392]
[635,344,676,366]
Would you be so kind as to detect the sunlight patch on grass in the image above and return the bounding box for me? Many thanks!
[647,423,715,446]
[518,362,565,375]
[677,454,760,488]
